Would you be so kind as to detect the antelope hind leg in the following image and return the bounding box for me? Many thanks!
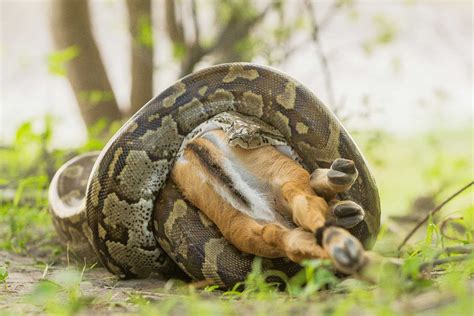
[319,226,368,274]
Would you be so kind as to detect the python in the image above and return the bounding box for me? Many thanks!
[49,63,381,287]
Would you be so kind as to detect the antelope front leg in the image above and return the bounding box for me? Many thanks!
[279,180,329,233]
[279,181,364,234]
[273,157,364,233]
[310,158,365,229]
[276,159,368,274]
[310,158,358,201]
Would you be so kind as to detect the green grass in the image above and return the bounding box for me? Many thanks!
[0,119,472,315]
[0,266,8,284]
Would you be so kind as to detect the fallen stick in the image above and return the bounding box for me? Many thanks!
[419,254,472,272]
[398,181,473,251]
[436,245,474,258]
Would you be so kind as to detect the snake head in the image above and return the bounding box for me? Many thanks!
[227,121,264,148]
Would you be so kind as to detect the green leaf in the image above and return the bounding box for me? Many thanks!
[14,121,33,144]
[0,266,8,283]
[234,36,260,60]
[137,15,153,48]
[402,256,423,279]
[172,42,187,60]
[373,15,397,45]
[362,14,397,55]
[79,90,114,107]
[47,46,80,77]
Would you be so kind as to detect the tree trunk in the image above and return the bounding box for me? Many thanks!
[50,0,121,130]
[126,0,154,115]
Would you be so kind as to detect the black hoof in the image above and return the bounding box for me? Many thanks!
[323,227,365,274]
[331,158,356,174]
[330,201,365,228]
[327,159,358,186]
[332,238,363,271]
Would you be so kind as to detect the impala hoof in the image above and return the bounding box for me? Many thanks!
[329,200,365,228]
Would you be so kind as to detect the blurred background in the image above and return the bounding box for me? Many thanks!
[0,0,472,241]
[1,2,473,313]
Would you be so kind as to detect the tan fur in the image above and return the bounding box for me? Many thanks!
[309,168,355,201]
[310,169,348,201]
[210,130,329,232]
[172,130,363,267]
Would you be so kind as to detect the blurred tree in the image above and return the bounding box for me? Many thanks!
[50,0,360,133]
[165,0,274,76]
[50,0,122,129]
[51,0,280,131]
[127,0,154,115]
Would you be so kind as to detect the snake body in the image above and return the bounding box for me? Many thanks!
[49,63,380,287]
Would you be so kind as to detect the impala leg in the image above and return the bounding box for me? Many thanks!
[172,131,368,274]
[309,158,365,229]
[310,158,359,201]
[249,156,362,233]
[171,139,327,261]
[183,130,332,236]
[326,200,365,229]
[318,225,368,274]
[275,159,368,273]
[278,180,329,233]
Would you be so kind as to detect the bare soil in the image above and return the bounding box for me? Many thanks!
[0,250,176,314]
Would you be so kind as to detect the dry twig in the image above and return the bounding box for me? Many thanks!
[420,254,472,272]
[419,245,474,272]
[304,0,337,110]
[439,244,474,256]
[398,181,474,251]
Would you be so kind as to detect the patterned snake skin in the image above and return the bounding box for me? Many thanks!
[49,63,381,287]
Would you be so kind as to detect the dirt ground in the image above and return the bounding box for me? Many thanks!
[2,248,473,315]
[0,250,185,314]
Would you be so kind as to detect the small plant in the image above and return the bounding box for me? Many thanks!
[26,269,92,315]
[0,266,8,285]
[287,259,338,298]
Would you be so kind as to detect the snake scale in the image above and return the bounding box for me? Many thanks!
[49,63,380,287]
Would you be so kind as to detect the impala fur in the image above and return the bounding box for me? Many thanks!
[172,129,367,274]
